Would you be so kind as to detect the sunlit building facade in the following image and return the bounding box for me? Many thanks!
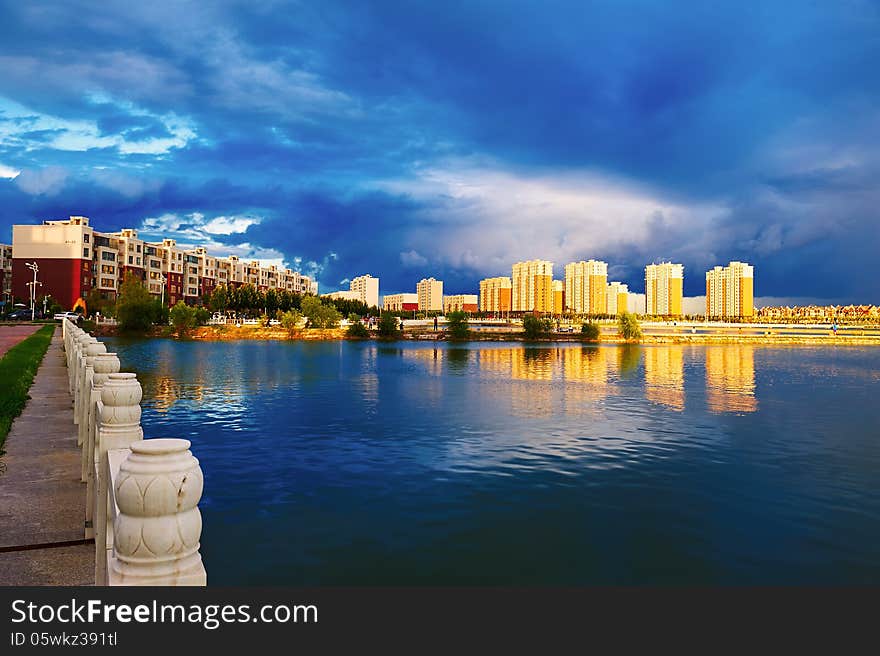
[417,277,444,311]
[606,281,629,315]
[479,276,512,313]
[645,262,683,316]
[564,259,607,315]
[706,261,754,318]
[443,294,478,313]
[512,260,553,313]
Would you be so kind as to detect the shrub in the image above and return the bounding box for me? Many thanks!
[377,313,401,339]
[347,321,370,339]
[618,312,642,340]
[522,314,551,340]
[581,322,601,340]
[194,306,211,326]
[445,311,470,340]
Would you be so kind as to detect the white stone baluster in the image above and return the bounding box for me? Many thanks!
[108,439,206,586]
[94,373,143,586]
[78,341,107,450]
[71,332,92,397]
[84,352,120,538]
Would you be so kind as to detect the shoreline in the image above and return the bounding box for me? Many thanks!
[86,323,880,346]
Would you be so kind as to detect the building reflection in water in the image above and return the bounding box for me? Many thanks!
[705,345,757,414]
[644,345,685,411]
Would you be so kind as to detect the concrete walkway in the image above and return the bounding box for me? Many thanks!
[0,327,94,585]
[0,324,41,358]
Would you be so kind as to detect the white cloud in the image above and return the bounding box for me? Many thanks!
[14,166,68,196]
[378,159,727,276]
[201,215,260,235]
[0,163,20,178]
[0,96,197,155]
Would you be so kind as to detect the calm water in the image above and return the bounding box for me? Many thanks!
[105,339,880,585]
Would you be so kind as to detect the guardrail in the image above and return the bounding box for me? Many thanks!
[62,318,207,586]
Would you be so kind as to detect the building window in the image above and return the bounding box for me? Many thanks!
[83,248,90,258]
[136,245,141,253]
[83,234,90,243]
[100,278,115,288]
[102,251,115,261]
[101,264,115,274]
[129,256,133,264]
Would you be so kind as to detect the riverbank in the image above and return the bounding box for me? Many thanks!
[87,322,880,346]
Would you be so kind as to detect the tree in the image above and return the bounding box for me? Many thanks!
[377,313,401,339]
[522,314,551,340]
[264,288,280,318]
[347,320,369,339]
[618,312,642,340]
[446,311,470,340]
[280,309,303,337]
[207,285,228,313]
[116,273,157,332]
[170,301,198,336]
[301,296,341,328]
[581,322,600,340]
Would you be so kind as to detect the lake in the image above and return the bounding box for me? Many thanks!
[105,338,880,584]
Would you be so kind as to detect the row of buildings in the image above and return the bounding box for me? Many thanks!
[2,216,756,318]
[477,259,753,318]
[2,216,318,311]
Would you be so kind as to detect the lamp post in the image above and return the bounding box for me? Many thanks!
[25,261,40,321]
[160,274,167,307]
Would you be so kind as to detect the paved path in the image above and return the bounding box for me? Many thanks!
[0,328,94,585]
[0,324,41,358]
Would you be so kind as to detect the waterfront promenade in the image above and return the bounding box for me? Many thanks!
[0,327,94,585]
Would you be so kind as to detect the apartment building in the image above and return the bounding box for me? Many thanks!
[606,282,629,315]
[323,274,379,307]
[10,216,318,309]
[443,294,478,313]
[564,260,607,315]
[512,260,553,313]
[706,261,754,318]
[417,277,443,312]
[479,276,512,313]
[0,243,12,303]
[383,293,418,312]
[552,280,564,315]
[645,262,683,316]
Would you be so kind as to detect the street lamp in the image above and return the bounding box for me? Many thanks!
[159,274,168,307]
[25,261,40,321]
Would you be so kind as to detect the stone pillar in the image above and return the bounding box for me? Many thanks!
[95,373,143,585]
[109,439,206,586]
[84,353,120,538]
[72,332,92,398]
[78,341,107,448]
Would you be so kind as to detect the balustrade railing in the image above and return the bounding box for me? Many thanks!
[61,318,207,586]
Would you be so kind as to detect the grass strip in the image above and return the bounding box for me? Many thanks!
[0,325,55,452]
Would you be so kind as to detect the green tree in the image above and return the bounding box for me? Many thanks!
[116,273,156,332]
[194,306,210,326]
[280,309,303,337]
[207,285,228,313]
[581,322,601,340]
[264,288,280,318]
[522,314,551,340]
[445,311,470,340]
[618,312,643,340]
[301,296,341,328]
[377,313,401,339]
[170,301,197,336]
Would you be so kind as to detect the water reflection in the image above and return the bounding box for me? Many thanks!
[705,345,757,414]
[644,346,685,411]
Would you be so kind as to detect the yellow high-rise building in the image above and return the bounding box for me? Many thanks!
[511,260,553,313]
[606,281,629,315]
[564,260,607,315]
[417,277,444,311]
[552,280,564,315]
[645,262,683,316]
[479,276,512,313]
[705,261,754,318]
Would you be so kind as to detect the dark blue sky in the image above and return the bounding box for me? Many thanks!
[1,1,878,300]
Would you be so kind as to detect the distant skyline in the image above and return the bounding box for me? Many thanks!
[1,1,878,302]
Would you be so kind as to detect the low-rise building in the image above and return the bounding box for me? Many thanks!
[443,294,478,313]
[383,293,419,312]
